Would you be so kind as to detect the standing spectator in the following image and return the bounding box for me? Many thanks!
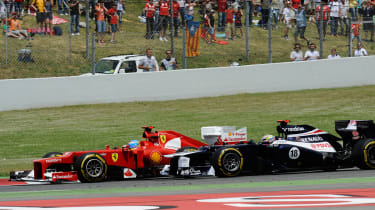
[225,4,234,40]
[14,0,22,18]
[159,0,169,41]
[349,0,359,17]
[172,0,180,37]
[290,43,304,61]
[204,9,215,43]
[327,48,341,58]
[69,0,80,36]
[234,7,243,39]
[58,0,68,15]
[96,1,107,44]
[351,17,362,41]
[185,0,197,24]
[153,0,160,34]
[260,0,270,29]
[160,50,178,70]
[330,0,341,37]
[354,42,368,56]
[217,0,227,32]
[107,4,118,43]
[177,0,185,25]
[294,4,310,44]
[315,1,330,39]
[138,48,159,72]
[45,0,53,35]
[271,0,283,29]
[339,0,349,36]
[31,0,46,34]
[282,1,295,40]
[117,0,125,32]
[361,0,374,41]
[144,0,155,39]
[304,43,320,60]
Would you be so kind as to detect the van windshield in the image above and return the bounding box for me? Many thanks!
[95,60,119,74]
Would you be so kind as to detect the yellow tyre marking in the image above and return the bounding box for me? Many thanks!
[364,141,375,169]
[218,148,244,177]
[80,154,107,181]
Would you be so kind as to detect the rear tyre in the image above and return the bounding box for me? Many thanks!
[169,146,198,176]
[213,148,243,177]
[74,153,108,183]
[42,152,63,158]
[352,139,375,169]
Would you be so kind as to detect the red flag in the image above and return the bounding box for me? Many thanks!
[186,21,201,57]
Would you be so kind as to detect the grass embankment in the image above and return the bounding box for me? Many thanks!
[0,85,374,176]
[1,2,374,79]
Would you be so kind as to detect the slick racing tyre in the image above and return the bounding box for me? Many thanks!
[42,152,62,158]
[213,148,243,177]
[169,146,198,176]
[74,153,108,183]
[352,139,375,169]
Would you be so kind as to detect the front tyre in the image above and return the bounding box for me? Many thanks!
[213,148,243,177]
[74,153,108,183]
[352,139,375,169]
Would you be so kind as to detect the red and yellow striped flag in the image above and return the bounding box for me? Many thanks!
[186,21,201,57]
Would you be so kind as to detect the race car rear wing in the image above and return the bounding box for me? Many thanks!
[335,120,375,140]
[201,126,247,145]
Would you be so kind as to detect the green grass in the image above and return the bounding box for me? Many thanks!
[1,3,375,79]
[0,85,374,176]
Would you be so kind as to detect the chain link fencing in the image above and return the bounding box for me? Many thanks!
[1,0,374,79]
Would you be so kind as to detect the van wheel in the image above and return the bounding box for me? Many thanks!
[213,148,243,177]
[74,153,108,183]
[352,139,375,169]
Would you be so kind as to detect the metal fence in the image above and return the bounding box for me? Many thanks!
[1,0,374,79]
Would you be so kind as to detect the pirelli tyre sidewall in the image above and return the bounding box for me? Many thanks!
[352,139,375,169]
[213,148,244,177]
[75,153,108,183]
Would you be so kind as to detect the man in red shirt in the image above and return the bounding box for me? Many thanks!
[225,5,234,40]
[172,0,180,36]
[217,0,227,32]
[107,4,118,43]
[159,0,170,41]
[315,2,330,39]
[144,0,156,39]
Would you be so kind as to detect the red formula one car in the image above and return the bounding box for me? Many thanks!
[10,126,207,183]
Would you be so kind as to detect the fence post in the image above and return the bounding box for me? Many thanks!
[91,33,96,74]
[319,1,323,58]
[64,0,72,64]
[182,23,187,69]
[5,8,8,64]
[85,0,90,59]
[169,0,174,55]
[245,0,250,62]
[268,7,272,63]
[348,18,352,57]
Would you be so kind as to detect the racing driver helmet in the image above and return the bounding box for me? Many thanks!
[128,140,139,149]
[261,134,276,144]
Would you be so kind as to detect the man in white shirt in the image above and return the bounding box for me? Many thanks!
[138,48,159,72]
[290,43,304,61]
[354,42,368,56]
[327,48,341,59]
[330,0,341,36]
[304,43,320,60]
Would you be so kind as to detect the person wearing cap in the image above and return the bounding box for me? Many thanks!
[7,11,29,39]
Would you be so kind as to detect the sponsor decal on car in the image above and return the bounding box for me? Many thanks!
[45,159,62,163]
[112,153,118,162]
[160,135,167,144]
[150,151,162,164]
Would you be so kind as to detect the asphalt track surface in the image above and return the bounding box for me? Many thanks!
[1,168,375,209]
